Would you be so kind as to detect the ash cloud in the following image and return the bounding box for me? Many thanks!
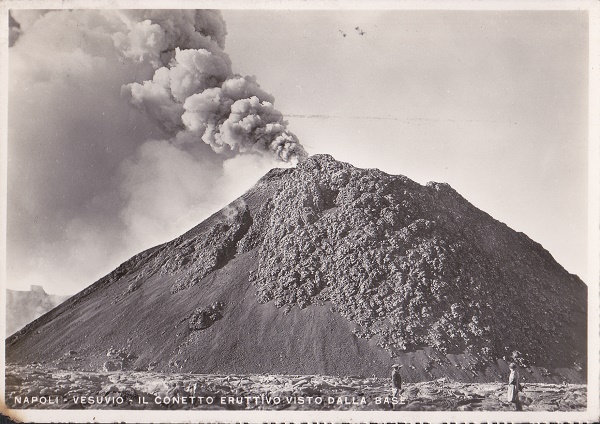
[118,10,306,162]
[8,9,305,295]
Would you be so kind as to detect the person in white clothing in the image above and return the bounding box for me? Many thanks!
[507,362,522,410]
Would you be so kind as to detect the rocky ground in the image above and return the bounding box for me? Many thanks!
[4,364,585,411]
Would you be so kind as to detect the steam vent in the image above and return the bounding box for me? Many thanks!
[6,155,587,383]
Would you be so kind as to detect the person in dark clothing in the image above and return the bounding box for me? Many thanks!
[391,364,402,397]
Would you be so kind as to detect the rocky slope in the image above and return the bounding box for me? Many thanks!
[5,155,587,382]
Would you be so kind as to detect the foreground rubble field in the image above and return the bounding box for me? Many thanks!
[4,364,585,411]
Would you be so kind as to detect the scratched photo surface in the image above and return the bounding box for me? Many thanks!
[2,3,597,422]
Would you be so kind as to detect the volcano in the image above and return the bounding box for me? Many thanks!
[6,155,586,383]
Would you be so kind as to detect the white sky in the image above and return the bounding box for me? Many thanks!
[3,6,594,295]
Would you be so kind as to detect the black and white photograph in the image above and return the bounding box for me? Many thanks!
[2,1,599,422]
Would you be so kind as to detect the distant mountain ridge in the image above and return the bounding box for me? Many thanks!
[6,286,71,336]
[6,155,586,382]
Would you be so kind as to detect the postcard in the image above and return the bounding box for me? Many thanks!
[2,1,598,422]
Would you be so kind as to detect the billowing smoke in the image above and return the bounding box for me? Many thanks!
[118,10,307,162]
[8,9,306,296]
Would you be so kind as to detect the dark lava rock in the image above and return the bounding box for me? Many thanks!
[189,302,224,330]
[246,155,586,365]
[102,361,121,372]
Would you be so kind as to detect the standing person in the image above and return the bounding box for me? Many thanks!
[507,362,522,410]
[391,364,402,397]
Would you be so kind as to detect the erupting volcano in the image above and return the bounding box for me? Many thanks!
[7,155,586,383]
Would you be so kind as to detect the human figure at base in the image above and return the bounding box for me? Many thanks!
[391,364,402,396]
[507,362,522,410]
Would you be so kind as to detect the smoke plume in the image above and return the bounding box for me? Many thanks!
[118,10,307,162]
[8,9,306,295]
